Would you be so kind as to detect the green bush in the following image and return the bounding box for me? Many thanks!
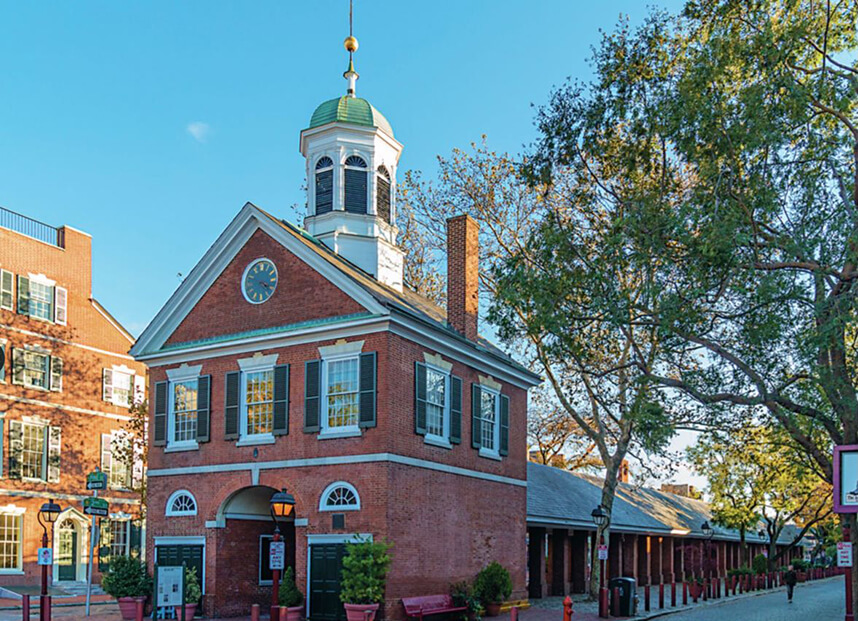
[474,562,512,605]
[451,581,483,620]
[791,559,809,571]
[279,567,304,608]
[184,566,202,604]
[101,556,152,599]
[752,554,768,575]
[727,566,752,578]
[339,539,392,605]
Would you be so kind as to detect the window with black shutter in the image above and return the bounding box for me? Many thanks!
[376,166,391,224]
[315,157,334,215]
[344,156,368,214]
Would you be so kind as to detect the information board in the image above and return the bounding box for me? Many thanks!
[157,566,185,607]
[838,542,853,568]
[834,445,858,513]
[270,540,285,570]
[597,545,608,561]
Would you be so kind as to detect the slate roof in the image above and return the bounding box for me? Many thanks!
[527,462,812,546]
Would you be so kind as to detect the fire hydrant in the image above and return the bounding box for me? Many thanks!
[563,595,574,621]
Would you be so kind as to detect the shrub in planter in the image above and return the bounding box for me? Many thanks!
[340,539,392,621]
[752,554,768,575]
[474,562,512,617]
[174,566,202,620]
[451,581,483,621]
[101,556,152,621]
[279,567,304,621]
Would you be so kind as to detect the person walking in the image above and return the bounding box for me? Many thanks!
[784,565,797,603]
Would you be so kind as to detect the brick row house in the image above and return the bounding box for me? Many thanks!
[0,208,146,589]
[132,46,540,619]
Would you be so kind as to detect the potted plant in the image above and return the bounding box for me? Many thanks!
[339,538,392,621]
[279,566,304,621]
[473,562,512,617]
[173,566,202,620]
[451,580,483,621]
[101,556,152,620]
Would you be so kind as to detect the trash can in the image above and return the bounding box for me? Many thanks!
[609,577,637,616]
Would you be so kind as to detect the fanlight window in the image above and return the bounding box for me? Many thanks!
[315,157,334,215]
[166,490,197,516]
[344,156,368,214]
[376,166,392,224]
[319,482,360,511]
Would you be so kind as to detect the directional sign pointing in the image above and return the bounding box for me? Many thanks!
[86,470,107,491]
[83,497,109,517]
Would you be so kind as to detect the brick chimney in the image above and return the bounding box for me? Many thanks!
[618,459,630,484]
[446,215,479,341]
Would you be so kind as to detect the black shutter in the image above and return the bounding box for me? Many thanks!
[304,360,321,432]
[224,371,240,440]
[153,381,168,446]
[315,170,333,214]
[0,342,5,383]
[377,175,391,223]
[471,384,482,449]
[196,375,211,443]
[414,362,427,435]
[499,394,510,456]
[359,352,376,428]
[344,169,368,214]
[8,420,22,479]
[273,364,290,436]
[98,521,111,572]
[450,375,462,444]
[16,276,29,315]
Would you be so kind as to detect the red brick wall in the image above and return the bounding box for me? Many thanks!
[446,215,479,341]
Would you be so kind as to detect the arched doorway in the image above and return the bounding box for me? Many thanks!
[54,512,87,582]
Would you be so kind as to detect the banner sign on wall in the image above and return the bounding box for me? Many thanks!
[834,445,858,513]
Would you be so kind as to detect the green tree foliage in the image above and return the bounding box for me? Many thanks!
[101,556,152,599]
[278,566,304,608]
[473,562,513,605]
[339,539,392,605]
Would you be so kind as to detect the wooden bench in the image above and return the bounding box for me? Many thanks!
[402,595,468,621]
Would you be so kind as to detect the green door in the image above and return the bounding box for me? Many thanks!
[57,521,77,581]
[309,544,346,621]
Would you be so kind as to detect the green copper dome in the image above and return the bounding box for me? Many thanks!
[308,96,394,138]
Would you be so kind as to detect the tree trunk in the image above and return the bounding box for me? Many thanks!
[588,465,620,599]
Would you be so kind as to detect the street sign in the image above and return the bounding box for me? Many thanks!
[834,445,858,512]
[597,545,608,561]
[838,542,853,568]
[270,540,285,570]
[37,548,53,566]
[83,497,109,517]
[157,566,184,607]
[86,470,107,491]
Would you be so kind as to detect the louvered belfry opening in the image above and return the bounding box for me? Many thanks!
[376,165,391,224]
[315,157,334,215]
[344,155,368,214]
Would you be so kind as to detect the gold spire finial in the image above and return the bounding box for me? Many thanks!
[343,0,359,96]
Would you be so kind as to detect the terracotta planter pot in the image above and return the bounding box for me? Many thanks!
[117,597,144,621]
[344,603,379,621]
[484,602,502,617]
[173,603,197,619]
[281,605,304,621]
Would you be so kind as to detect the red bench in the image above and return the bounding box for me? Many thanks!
[402,595,468,621]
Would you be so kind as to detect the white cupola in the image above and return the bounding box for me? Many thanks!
[299,29,405,291]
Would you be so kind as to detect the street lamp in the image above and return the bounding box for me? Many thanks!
[701,521,714,598]
[592,505,609,618]
[37,499,61,621]
[269,489,295,619]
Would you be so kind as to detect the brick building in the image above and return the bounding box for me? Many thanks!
[132,40,540,620]
[0,207,145,590]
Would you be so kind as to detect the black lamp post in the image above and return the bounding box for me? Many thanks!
[37,499,61,621]
[592,505,609,618]
[701,521,714,598]
[269,489,295,619]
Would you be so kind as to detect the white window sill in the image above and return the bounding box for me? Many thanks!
[424,435,453,450]
[479,448,502,461]
[236,435,276,447]
[0,569,24,575]
[23,477,47,484]
[165,442,199,453]
[259,580,273,587]
[318,428,362,440]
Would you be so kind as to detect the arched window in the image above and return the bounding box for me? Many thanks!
[319,482,360,512]
[344,156,368,214]
[166,490,197,516]
[376,166,392,224]
[315,157,334,215]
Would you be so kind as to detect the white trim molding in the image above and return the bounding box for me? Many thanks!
[237,352,279,371]
[319,481,361,512]
[165,490,198,517]
[166,364,203,382]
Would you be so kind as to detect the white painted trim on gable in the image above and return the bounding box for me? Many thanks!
[146,452,527,487]
[131,203,388,357]
[0,393,131,422]
[91,299,135,344]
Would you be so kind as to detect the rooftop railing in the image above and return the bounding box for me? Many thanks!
[0,206,62,247]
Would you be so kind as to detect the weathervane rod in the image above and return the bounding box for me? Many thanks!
[343,0,359,96]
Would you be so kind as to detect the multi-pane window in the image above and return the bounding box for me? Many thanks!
[245,369,274,436]
[325,357,359,429]
[103,432,131,489]
[110,520,129,558]
[29,281,54,321]
[166,491,197,516]
[480,390,498,452]
[22,350,49,390]
[112,372,133,407]
[315,157,334,215]
[172,380,199,443]
[0,513,22,571]
[323,485,359,510]
[21,422,46,479]
[426,367,447,438]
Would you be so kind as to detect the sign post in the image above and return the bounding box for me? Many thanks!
[84,469,108,617]
[833,446,858,621]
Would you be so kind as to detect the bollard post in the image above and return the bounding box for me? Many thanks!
[510,606,519,621]
[251,604,260,621]
[692,581,698,604]
[659,583,664,609]
[671,581,676,607]
[135,598,144,621]
[45,596,51,621]
[682,581,688,605]
[644,584,651,611]
[610,587,619,616]
[703,579,708,601]
[21,594,29,621]
[562,596,573,621]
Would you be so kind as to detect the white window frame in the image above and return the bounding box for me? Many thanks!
[478,386,501,460]
[0,339,6,384]
[27,274,55,323]
[319,481,361,512]
[0,505,25,574]
[20,419,49,482]
[103,431,132,490]
[165,490,198,517]
[259,534,274,585]
[319,341,364,439]
[237,354,278,444]
[166,365,202,450]
[108,518,131,559]
[0,269,14,312]
[105,365,136,407]
[424,363,452,448]
[20,346,51,391]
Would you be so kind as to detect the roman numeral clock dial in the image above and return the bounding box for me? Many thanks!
[242,258,278,304]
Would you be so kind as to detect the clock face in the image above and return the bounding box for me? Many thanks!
[242,259,278,304]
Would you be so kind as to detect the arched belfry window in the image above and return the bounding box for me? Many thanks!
[319,482,360,512]
[344,155,368,214]
[376,166,392,224]
[315,157,334,215]
[166,490,197,517]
